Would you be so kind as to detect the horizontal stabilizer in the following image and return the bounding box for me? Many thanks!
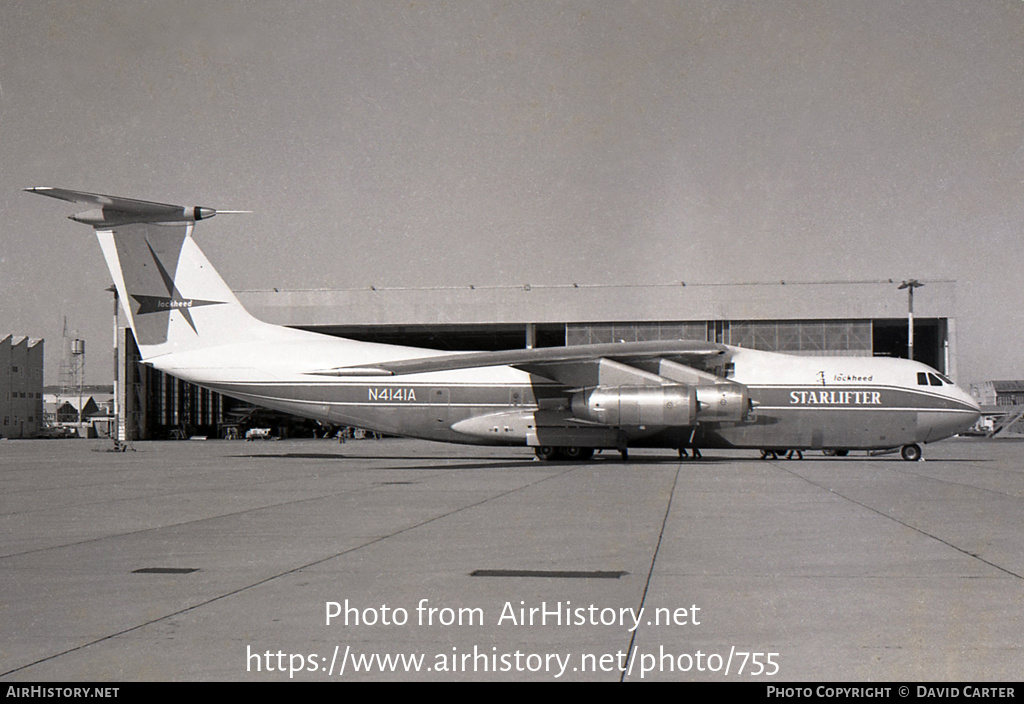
[26,187,220,227]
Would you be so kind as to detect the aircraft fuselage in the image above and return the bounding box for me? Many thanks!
[154,340,979,456]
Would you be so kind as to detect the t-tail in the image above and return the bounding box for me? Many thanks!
[26,187,279,361]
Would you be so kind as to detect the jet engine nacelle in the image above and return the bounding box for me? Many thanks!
[570,381,750,428]
[571,385,697,427]
[694,382,750,423]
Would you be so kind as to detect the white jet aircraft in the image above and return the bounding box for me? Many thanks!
[29,187,980,461]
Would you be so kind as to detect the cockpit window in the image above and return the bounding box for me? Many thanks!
[918,371,950,386]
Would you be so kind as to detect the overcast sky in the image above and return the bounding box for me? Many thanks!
[2,1,1023,385]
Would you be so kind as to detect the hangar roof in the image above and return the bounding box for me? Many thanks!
[238,279,957,328]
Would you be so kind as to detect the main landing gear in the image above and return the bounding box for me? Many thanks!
[534,446,595,462]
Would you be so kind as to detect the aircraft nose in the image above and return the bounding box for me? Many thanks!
[957,387,982,431]
[920,392,981,442]
[961,387,982,413]
[969,403,982,427]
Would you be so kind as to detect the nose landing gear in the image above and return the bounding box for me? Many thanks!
[900,444,923,462]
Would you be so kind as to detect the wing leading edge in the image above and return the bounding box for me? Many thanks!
[306,339,728,388]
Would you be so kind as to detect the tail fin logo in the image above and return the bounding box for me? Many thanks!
[131,239,225,335]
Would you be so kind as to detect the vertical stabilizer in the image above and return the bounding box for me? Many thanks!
[27,187,264,360]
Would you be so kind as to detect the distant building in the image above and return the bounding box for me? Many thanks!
[970,381,1024,407]
[1,335,44,438]
[43,395,104,424]
[970,381,1024,437]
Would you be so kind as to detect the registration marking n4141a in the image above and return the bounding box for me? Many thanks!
[368,387,417,402]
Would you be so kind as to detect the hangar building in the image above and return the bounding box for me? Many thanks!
[115,279,960,441]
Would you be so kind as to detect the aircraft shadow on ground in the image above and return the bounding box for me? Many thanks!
[237,451,731,467]
[235,453,539,472]
[234,452,985,468]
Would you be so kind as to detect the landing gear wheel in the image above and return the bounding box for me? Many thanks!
[535,446,559,461]
[561,446,594,461]
[901,444,922,462]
